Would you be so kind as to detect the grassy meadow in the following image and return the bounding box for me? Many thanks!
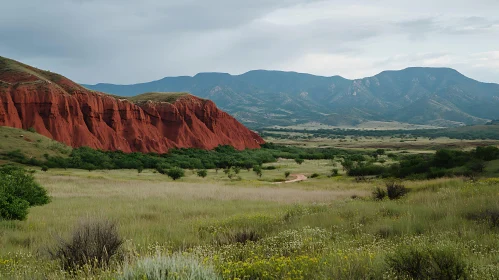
[1,155,498,279]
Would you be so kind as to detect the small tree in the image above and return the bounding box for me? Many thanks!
[331,169,339,176]
[233,166,241,174]
[137,165,144,174]
[41,165,49,172]
[253,166,263,178]
[166,167,185,180]
[342,159,354,172]
[223,167,235,179]
[285,171,291,178]
[467,160,486,174]
[295,158,304,165]
[197,169,208,178]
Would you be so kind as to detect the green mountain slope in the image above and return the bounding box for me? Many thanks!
[83,68,499,128]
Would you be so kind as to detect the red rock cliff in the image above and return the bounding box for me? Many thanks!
[0,57,264,153]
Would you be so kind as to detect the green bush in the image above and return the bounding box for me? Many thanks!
[262,165,277,170]
[0,165,50,220]
[166,167,185,180]
[310,173,320,178]
[253,166,262,178]
[284,171,291,178]
[0,195,29,220]
[295,158,304,165]
[331,169,339,176]
[120,253,220,280]
[197,169,208,178]
[386,246,468,279]
[41,165,49,172]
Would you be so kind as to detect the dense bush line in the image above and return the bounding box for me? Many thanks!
[1,143,363,172]
[348,146,499,179]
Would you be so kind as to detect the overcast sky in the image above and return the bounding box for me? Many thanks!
[1,0,499,84]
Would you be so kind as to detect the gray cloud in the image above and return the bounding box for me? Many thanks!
[1,0,499,84]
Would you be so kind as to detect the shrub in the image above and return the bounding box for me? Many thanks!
[26,127,36,133]
[263,165,277,170]
[348,164,388,177]
[466,208,499,229]
[49,220,123,272]
[467,159,486,173]
[0,165,50,220]
[215,228,261,245]
[137,165,144,173]
[166,167,185,180]
[285,171,291,178]
[295,158,304,165]
[253,166,262,178]
[155,163,171,175]
[386,246,468,280]
[372,187,387,201]
[233,166,241,174]
[386,181,408,200]
[41,165,49,172]
[197,169,208,178]
[0,195,29,220]
[120,253,220,280]
[331,169,339,176]
[310,173,320,178]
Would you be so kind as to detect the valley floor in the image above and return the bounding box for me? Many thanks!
[1,158,498,279]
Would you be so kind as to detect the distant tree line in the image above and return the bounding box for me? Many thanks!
[260,126,499,140]
[1,143,364,172]
[347,146,499,179]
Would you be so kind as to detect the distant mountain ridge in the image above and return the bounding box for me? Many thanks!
[83,67,499,128]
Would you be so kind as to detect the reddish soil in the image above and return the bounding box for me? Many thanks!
[274,174,308,184]
[0,59,264,153]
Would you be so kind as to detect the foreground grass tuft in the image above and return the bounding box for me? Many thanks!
[120,253,220,280]
[48,219,124,272]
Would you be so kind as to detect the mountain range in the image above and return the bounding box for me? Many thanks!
[84,68,499,128]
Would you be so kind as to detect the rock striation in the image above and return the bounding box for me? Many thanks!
[0,56,264,153]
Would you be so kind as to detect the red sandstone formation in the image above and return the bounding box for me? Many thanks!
[0,56,264,153]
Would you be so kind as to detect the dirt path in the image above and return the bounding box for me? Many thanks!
[274,174,308,184]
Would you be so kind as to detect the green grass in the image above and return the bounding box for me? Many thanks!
[0,163,498,279]
[0,126,71,160]
[0,56,66,85]
[265,134,499,152]
[484,159,499,177]
[127,92,191,104]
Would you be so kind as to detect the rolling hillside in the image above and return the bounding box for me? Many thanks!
[84,68,499,128]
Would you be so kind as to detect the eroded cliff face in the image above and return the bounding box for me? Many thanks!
[0,58,264,153]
